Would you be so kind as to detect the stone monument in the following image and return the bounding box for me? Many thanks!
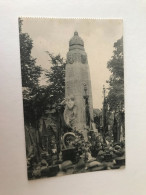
[65,31,93,137]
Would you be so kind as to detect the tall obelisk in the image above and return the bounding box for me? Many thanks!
[65,31,93,135]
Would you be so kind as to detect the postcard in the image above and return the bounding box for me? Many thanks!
[18,18,125,180]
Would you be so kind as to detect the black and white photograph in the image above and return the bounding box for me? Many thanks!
[18,18,125,180]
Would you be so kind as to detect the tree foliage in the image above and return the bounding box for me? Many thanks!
[19,18,66,127]
[19,18,42,88]
[19,18,42,125]
[107,37,124,111]
[45,52,66,105]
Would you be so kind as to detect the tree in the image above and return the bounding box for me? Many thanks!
[19,18,42,89]
[45,52,66,106]
[19,18,42,125]
[19,19,66,127]
[106,37,124,111]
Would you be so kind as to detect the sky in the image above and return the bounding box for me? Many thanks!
[22,18,123,109]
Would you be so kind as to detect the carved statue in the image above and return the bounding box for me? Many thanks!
[64,95,78,130]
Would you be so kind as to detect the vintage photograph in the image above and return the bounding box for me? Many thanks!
[18,18,125,180]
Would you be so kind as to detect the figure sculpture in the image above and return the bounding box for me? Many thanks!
[64,95,77,130]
